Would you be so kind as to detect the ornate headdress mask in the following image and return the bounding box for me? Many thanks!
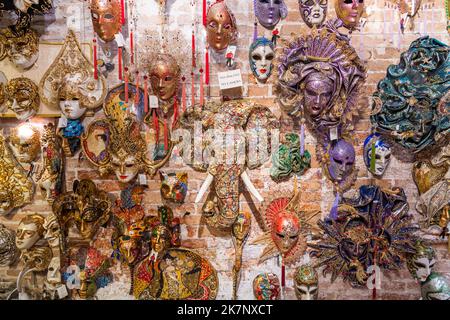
[254,0,288,30]
[90,0,122,43]
[371,37,449,154]
[206,0,237,52]
[299,0,328,28]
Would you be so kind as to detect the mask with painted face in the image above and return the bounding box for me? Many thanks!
[254,0,288,30]
[160,172,188,204]
[299,0,328,28]
[206,1,237,52]
[249,37,275,83]
[421,272,450,300]
[335,0,364,30]
[0,224,18,266]
[272,210,300,255]
[148,54,181,110]
[253,273,281,300]
[294,264,319,300]
[363,133,392,176]
[151,225,171,256]
[118,235,142,266]
[90,0,122,43]
[327,139,355,183]
[16,214,45,251]
[9,123,41,164]
[407,241,436,283]
[43,213,61,249]
[1,27,39,70]
[4,77,40,121]
[46,256,61,284]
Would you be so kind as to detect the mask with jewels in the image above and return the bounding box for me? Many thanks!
[371,37,450,153]
[363,133,391,177]
[90,0,122,43]
[4,77,40,121]
[326,139,356,183]
[421,272,450,300]
[253,273,281,300]
[0,27,39,70]
[148,54,181,110]
[206,0,237,52]
[9,123,41,164]
[16,214,45,251]
[160,171,188,204]
[249,37,275,83]
[407,241,436,283]
[0,224,18,266]
[254,0,288,30]
[299,0,327,28]
[294,264,319,300]
[335,0,364,30]
[277,22,366,135]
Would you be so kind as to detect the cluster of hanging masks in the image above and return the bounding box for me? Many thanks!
[371,37,450,154]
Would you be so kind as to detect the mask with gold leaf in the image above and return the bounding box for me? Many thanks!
[90,0,122,43]
[0,27,39,70]
[8,123,41,164]
[4,77,40,121]
[159,171,188,204]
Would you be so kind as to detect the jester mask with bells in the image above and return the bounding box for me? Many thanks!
[206,0,238,52]
[4,77,40,121]
[252,181,320,266]
[253,273,281,300]
[371,37,450,154]
[334,0,364,30]
[82,84,173,184]
[0,130,34,216]
[363,133,392,177]
[8,123,41,165]
[36,123,64,204]
[249,37,275,83]
[299,0,328,28]
[0,27,39,70]
[277,22,366,138]
[90,0,122,43]
[254,0,288,30]
[309,186,418,287]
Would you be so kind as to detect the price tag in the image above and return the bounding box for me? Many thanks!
[329,127,339,141]
[58,116,68,129]
[57,285,69,299]
[218,69,243,90]
[138,174,148,186]
[150,95,159,109]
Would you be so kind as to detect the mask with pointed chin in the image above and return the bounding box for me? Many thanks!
[249,37,275,82]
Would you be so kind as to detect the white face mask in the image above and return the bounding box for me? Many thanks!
[295,284,318,300]
[11,98,36,121]
[369,146,391,176]
[415,257,436,283]
[9,51,39,70]
[46,256,61,284]
[16,222,40,251]
[250,44,275,82]
[59,100,86,120]
[112,154,139,183]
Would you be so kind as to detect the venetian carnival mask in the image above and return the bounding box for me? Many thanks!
[0,27,39,70]
[273,211,301,254]
[90,0,122,43]
[363,133,391,177]
[371,37,450,153]
[9,123,41,164]
[151,225,171,255]
[421,272,450,300]
[249,37,275,82]
[160,171,188,204]
[118,235,142,265]
[407,241,436,283]
[22,246,53,271]
[294,264,319,300]
[335,0,364,30]
[299,0,328,28]
[0,224,18,266]
[46,256,61,284]
[327,139,355,182]
[43,214,61,249]
[4,77,40,121]
[16,214,45,251]
[254,0,288,30]
[253,273,281,300]
[206,1,237,52]
[149,54,181,104]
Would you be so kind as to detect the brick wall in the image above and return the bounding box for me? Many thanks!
[0,0,449,300]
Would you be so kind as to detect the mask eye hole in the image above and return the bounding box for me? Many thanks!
[266,54,274,61]
[103,13,114,20]
[252,54,262,61]
[91,12,99,20]
[224,24,232,30]
[333,158,343,165]
[276,232,285,238]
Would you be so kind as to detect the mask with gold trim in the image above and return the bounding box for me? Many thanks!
[206,0,237,52]
[4,77,40,121]
[160,171,188,204]
[335,0,364,30]
[16,214,46,251]
[294,264,319,300]
[9,123,41,164]
[90,0,122,43]
[0,27,39,70]
[0,223,18,266]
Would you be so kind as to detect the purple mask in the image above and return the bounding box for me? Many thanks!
[254,0,288,30]
[327,139,355,182]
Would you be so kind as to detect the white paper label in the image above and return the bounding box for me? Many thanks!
[115,33,126,48]
[150,96,159,109]
[330,127,339,141]
[218,69,243,90]
[58,116,68,129]
[57,285,69,299]
[138,174,148,186]
[66,5,82,32]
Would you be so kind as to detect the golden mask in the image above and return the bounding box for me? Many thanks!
[0,130,34,216]
[8,123,41,164]
[16,214,45,251]
[206,1,237,52]
[22,246,53,272]
[40,30,107,114]
[0,27,39,70]
[149,54,181,106]
[335,0,364,30]
[90,0,122,43]
[4,77,40,121]
[413,160,449,195]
